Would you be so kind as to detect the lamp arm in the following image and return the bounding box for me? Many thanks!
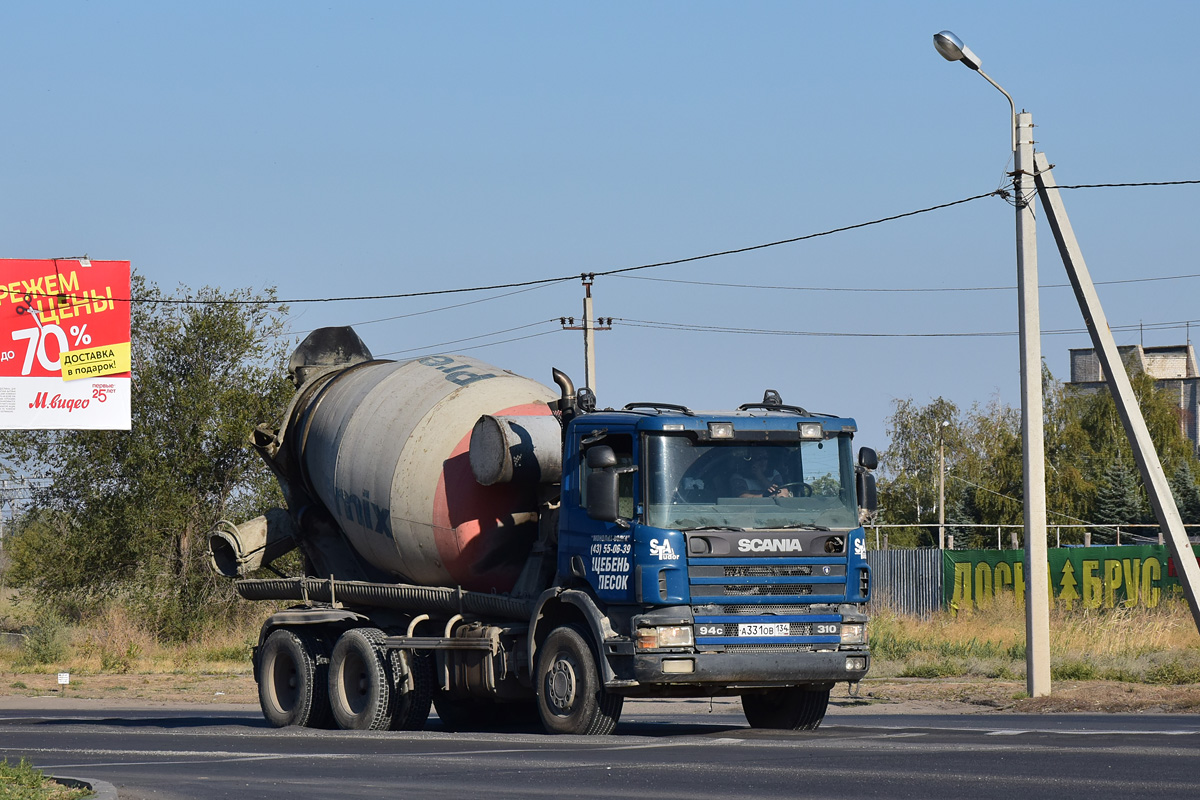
[976,67,1017,153]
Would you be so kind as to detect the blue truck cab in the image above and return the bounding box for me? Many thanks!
[548,392,877,729]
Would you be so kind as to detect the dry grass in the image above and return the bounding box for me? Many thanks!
[0,590,270,679]
[870,591,1200,684]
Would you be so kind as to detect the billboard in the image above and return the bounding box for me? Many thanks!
[0,258,131,430]
[944,545,1200,611]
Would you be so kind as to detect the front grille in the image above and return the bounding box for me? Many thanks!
[724,565,812,578]
[722,644,815,653]
[689,564,845,579]
[696,604,815,615]
[723,584,820,596]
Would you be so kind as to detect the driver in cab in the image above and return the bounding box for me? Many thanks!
[732,452,791,498]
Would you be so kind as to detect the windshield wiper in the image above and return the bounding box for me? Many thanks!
[766,523,832,531]
[679,525,747,532]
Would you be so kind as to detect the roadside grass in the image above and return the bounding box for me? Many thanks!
[0,758,89,800]
[2,586,1199,689]
[870,591,1200,683]
[0,591,267,679]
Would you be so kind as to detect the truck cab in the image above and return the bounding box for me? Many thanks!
[539,396,876,730]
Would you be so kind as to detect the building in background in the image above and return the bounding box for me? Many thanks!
[1068,344,1200,454]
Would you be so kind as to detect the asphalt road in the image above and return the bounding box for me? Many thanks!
[2,699,1198,799]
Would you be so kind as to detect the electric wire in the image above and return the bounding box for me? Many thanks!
[282,281,557,338]
[377,328,561,358]
[611,316,1200,340]
[373,319,560,356]
[14,180,1198,308]
[612,271,1200,294]
[591,192,1003,278]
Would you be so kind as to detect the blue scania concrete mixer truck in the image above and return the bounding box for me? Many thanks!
[209,326,877,735]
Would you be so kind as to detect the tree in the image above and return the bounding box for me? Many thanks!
[878,396,962,547]
[1171,461,1200,526]
[1092,455,1142,543]
[1,275,292,638]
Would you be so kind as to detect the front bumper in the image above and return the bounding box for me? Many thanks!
[628,649,870,687]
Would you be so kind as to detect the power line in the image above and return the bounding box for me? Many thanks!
[374,319,560,356]
[378,327,561,359]
[16,179,1197,309]
[282,282,557,338]
[612,271,1200,294]
[612,316,1200,340]
[592,192,1003,278]
[15,191,1005,307]
[1055,180,1200,189]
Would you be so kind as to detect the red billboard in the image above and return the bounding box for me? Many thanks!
[0,258,132,430]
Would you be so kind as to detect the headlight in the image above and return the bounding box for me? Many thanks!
[798,422,823,439]
[708,422,734,439]
[840,623,866,644]
[636,625,694,649]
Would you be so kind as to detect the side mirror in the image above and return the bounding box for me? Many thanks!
[586,445,618,469]
[858,447,878,471]
[857,472,877,513]
[587,469,620,522]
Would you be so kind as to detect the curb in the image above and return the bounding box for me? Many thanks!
[51,774,119,799]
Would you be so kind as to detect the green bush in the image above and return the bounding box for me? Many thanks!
[1051,659,1097,681]
[899,659,963,678]
[1146,658,1200,685]
[17,613,67,667]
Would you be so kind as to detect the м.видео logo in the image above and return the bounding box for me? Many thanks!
[28,391,90,412]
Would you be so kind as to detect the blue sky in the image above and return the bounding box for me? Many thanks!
[3,1,1198,450]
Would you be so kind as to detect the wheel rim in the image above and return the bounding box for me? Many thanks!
[545,652,578,713]
[270,652,299,712]
[339,649,369,715]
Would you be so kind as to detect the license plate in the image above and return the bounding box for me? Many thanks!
[737,623,790,637]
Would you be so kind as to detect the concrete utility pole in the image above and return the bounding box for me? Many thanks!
[560,274,612,394]
[938,420,949,550]
[1034,153,1200,633]
[934,31,1051,697]
[1015,112,1052,698]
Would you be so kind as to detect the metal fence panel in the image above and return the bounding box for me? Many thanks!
[867,549,943,617]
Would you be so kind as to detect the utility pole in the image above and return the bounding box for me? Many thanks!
[1034,152,1200,635]
[938,420,949,550]
[560,274,611,394]
[1014,111,1052,698]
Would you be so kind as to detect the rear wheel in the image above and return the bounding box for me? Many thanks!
[257,628,331,728]
[390,649,434,731]
[535,624,622,735]
[742,686,830,730]
[329,628,398,730]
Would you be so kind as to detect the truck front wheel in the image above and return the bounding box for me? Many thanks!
[535,624,622,735]
[741,686,830,730]
[257,628,332,728]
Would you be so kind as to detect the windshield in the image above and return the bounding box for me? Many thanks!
[644,433,859,531]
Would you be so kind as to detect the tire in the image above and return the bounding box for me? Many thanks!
[535,624,623,735]
[389,650,434,732]
[257,628,332,728]
[329,628,397,731]
[741,686,830,730]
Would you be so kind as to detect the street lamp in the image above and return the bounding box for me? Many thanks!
[933,30,1051,698]
[933,31,1016,151]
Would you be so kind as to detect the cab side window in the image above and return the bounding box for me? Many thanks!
[581,434,635,518]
